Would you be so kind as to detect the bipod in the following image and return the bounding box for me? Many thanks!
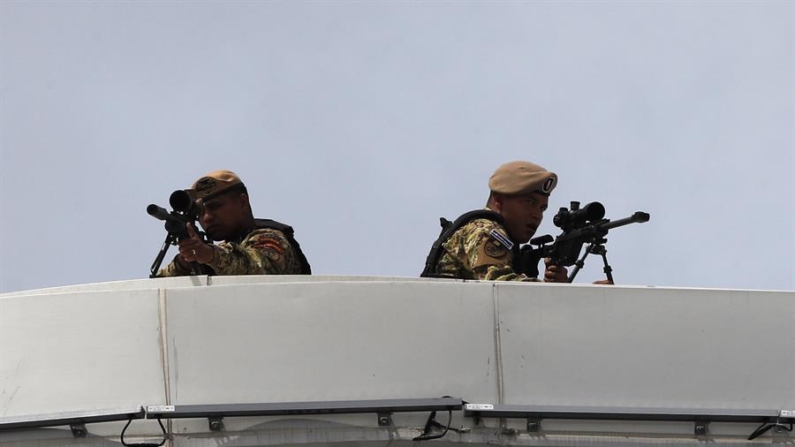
[149,232,207,277]
[150,232,179,278]
[568,239,614,283]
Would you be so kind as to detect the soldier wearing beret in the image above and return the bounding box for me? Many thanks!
[421,161,567,282]
[156,170,311,277]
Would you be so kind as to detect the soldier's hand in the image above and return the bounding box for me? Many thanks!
[178,223,215,264]
[593,279,614,285]
[543,258,568,283]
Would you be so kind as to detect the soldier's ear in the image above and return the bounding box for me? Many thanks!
[490,193,504,212]
[237,193,250,208]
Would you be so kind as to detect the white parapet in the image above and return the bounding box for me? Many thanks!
[1,276,793,446]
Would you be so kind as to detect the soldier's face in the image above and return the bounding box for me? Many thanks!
[198,192,249,241]
[496,193,549,243]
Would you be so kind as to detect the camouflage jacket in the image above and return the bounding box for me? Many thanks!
[156,227,304,277]
[436,215,539,282]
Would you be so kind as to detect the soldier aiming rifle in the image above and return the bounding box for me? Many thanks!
[147,170,311,278]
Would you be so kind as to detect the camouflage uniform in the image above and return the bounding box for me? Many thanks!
[154,169,309,277]
[156,227,303,277]
[427,160,557,282]
[436,214,538,282]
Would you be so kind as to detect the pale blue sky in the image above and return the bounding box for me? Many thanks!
[1,0,793,293]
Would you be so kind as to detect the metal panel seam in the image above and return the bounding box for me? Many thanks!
[493,284,504,405]
[791,290,795,410]
[156,287,174,445]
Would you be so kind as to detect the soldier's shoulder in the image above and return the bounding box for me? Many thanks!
[245,228,291,246]
[456,217,506,237]
[248,227,288,238]
[445,218,509,253]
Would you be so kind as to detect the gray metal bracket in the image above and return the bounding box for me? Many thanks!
[208,416,224,432]
[377,412,392,427]
[69,423,87,438]
[694,420,708,436]
[526,418,541,433]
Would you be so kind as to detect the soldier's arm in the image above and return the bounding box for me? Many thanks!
[474,264,538,282]
[468,227,539,282]
[205,229,296,275]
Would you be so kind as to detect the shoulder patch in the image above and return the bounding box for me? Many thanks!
[488,229,514,250]
[484,241,508,258]
[259,238,285,255]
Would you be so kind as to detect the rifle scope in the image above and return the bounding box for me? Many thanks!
[169,189,203,216]
[553,201,605,231]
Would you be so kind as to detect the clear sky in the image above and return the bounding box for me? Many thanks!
[1,0,793,293]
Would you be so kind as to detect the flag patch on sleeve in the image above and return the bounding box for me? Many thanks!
[488,229,514,250]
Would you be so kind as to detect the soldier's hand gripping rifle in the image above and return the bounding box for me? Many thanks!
[146,189,211,278]
[519,201,650,283]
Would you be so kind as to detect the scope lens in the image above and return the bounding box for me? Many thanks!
[169,190,193,212]
[581,202,605,221]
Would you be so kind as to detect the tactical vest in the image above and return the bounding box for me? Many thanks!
[420,210,542,279]
[250,218,312,274]
[421,210,500,278]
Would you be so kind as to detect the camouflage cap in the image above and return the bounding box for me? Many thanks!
[488,161,557,196]
[191,170,246,202]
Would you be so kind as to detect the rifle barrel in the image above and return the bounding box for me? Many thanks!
[147,204,171,221]
[147,204,189,235]
[598,212,650,232]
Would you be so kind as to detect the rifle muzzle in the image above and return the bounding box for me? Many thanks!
[147,204,171,221]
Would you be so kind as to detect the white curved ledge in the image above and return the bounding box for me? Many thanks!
[1,276,793,446]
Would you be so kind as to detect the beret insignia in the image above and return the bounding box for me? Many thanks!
[195,177,217,196]
[191,170,245,201]
[541,177,555,193]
